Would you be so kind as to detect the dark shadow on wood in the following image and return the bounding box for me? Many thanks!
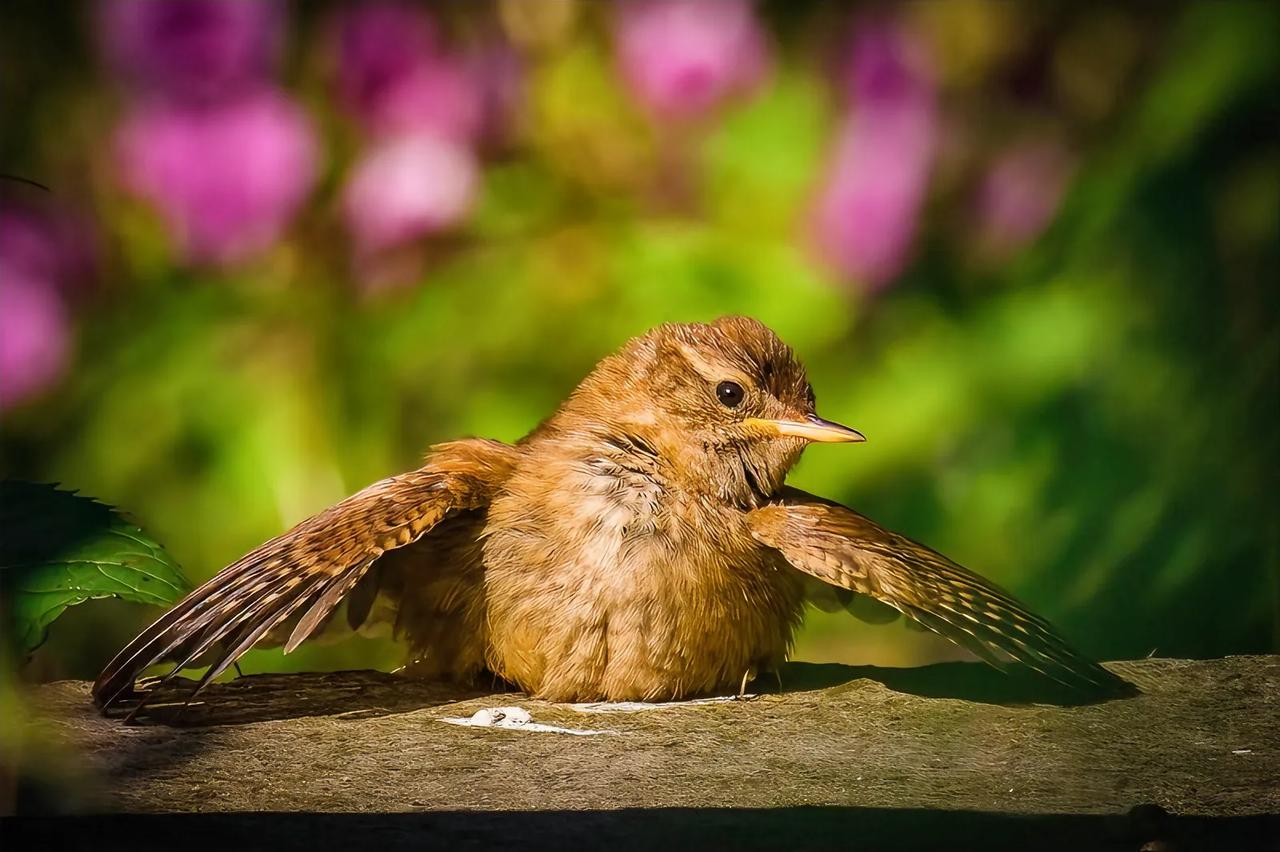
[4,807,1276,852]
[773,660,1127,706]
[105,659,1128,727]
[105,670,507,727]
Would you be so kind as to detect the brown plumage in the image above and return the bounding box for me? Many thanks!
[94,316,1133,712]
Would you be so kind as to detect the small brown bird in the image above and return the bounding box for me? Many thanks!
[94,317,1131,711]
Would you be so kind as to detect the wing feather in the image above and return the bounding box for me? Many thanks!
[93,439,518,712]
[747,489,1135,697]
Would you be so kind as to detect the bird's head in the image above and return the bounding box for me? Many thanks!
[559,316,864,506]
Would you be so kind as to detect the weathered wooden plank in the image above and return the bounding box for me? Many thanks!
[11,656,1278,850]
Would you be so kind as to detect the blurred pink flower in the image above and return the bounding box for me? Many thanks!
[613,0,769,119]
[0,208,78,409]
[341,133,478,256]
[333,2,485,143]
[333,0,438,106]
[363,53,484,142]
[813,18,938,291]
[974,140,1075,257]
[0,204,98,299]
[837,13,934,109]
[115,88,319,265]
[1,212,59,281]
[100,0,283,103]
[0,274,69,410]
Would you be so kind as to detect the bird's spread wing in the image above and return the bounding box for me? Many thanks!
[747,488,1134,696]
[92,439,519,712]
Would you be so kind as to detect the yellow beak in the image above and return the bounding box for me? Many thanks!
[746,414,866,444]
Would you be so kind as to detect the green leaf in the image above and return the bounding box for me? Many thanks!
[0,481,191,655]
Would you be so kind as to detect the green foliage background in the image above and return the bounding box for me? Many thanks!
[1,2,1276,684]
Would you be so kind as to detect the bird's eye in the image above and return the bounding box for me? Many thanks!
[716,381,745,408]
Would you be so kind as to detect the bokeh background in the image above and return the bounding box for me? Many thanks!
[2,0,1277,692]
